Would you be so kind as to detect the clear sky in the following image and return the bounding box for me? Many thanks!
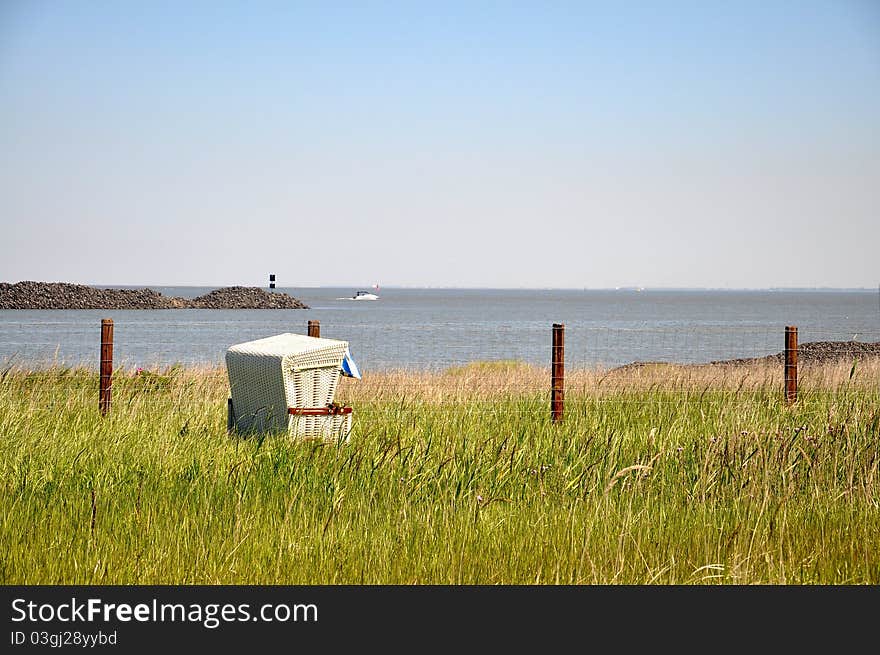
[1,1,878,289]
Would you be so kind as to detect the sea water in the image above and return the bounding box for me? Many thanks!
[1,288,878,371]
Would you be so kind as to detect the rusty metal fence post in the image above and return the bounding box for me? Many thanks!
[551,323,564,422]
[308,320,320,338]
[785,325,798,405]
[99,319,113,416]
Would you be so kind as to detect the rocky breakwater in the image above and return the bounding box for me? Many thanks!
[0,281,309,309]
[710,340,880,366]
[187,286,309,309]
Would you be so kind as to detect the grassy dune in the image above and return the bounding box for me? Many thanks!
[1,360,878,584]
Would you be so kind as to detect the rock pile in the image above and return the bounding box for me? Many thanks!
[711,341,880,366]
[187,286,308,309]
[0,281,309,310]
[604,340,880,373]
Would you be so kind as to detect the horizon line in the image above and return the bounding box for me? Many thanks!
[35,281,880,292]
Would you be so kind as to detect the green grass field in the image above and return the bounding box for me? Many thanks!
[1,362,878,584]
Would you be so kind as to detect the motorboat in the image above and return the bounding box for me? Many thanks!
[352,290,379,301]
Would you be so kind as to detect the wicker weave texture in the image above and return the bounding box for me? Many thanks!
[288,412,352,440]
[226,333,352,440]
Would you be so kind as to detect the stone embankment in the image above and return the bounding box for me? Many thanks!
[607,340,880,373]
[711,341,880,365]
[0,281,309,309]
[187,286,309,309]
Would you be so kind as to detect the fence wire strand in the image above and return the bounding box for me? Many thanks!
[2,318,878,418]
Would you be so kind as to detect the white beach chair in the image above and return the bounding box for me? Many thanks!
[225,333,352,441]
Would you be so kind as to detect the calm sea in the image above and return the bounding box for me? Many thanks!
[1,288,878,371]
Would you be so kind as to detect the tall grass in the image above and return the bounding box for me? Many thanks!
[1,361,878,584]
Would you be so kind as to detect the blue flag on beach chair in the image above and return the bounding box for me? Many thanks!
[340,346,362,379]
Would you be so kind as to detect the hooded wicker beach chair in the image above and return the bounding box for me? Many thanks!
[225,333,353,440]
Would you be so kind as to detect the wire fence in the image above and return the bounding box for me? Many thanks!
[3,319,879,368]
[3,318,879,421]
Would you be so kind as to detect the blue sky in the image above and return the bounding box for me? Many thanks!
[1,1,878,288]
